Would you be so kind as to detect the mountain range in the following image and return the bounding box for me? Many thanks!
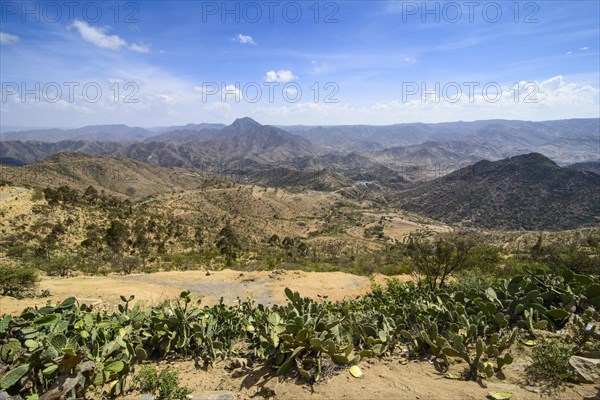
[1,117,598,230]
[2,118,598,165]
[1,151,598,231]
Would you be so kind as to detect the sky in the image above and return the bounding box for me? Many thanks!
[0,0,599,128]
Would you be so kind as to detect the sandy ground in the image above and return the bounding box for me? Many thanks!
[0,186,35,221]
[0,269,409,315]
[383,215,452,241]
[120,356,599,400]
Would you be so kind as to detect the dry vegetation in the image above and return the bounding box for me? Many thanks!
[1,153,599,400]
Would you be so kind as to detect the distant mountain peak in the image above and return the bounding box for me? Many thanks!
[230,117,262,128]
[510,152,554,162]
[506,152,559,168]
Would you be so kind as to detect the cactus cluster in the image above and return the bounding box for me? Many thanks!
[0,267,598,398]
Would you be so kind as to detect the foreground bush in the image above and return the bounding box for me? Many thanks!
[133,365,190,400]
[527,339,575,388]
[0,266,37,297]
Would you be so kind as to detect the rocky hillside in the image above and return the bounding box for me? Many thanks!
[394,153,600,230]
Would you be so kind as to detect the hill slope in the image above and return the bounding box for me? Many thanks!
[394,153,600,230]
[0,152,208,198]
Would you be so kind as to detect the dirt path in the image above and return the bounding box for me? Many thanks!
[0,269,408,315]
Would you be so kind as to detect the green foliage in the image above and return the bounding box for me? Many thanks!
[194,226,205,251]
[31,188,44,201]
[105,220,129,254]
[247,288,358,382]
[526,339,575,388]
[216,222,241,266]
[83,185,99,202]
[363,224,385,239]
[0,265,598,397]
[529,233,600,275]
[406,232,475,289]
[0,265,37,297]
[133,365,190,400]
[43,186,79,205]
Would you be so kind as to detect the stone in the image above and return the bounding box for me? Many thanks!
[258,381,277,398]
[523,386,540,394]
[569,356,600,383]
[188,391,236,400]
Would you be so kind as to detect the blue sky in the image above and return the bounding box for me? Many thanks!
[1,0,599,127]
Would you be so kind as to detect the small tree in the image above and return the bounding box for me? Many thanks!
[83,185,99,202]
[133,230,150,271]
[104,220,129,271]
[406,232,475,289]
[194,226,205,253]
[105,220,129,254]
[216,222,241,267]
[45,253,73,278]
[267,234,280,246]
[38,223,65,264]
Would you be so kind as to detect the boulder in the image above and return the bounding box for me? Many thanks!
[569,356,600,383]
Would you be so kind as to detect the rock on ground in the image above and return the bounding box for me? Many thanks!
[569,356,600,383]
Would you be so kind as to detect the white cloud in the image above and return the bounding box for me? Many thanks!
[311,61,333,75]
[250,76,599,125]
[264,70,298,83]
[129,43,151,53]
[70,20,126,50]
[207,102,231,113]
[580,47,589,50]
[222,84,242,101]
[2,69,597,126]
[70,20,150,53]
[0,32,20,44]
[566,51,572,55]
[538,75,565,92]
[404,56,416,63]
[235,34,256,45]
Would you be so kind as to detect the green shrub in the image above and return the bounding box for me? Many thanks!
[4,243,30,258]
[0,265,38,297]
[134,365,190,400]
[526,339,575,388]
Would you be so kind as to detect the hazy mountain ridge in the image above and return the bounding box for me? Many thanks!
[284,118,599,165]
[147,123,226,134]
[0,140,125,166]
[142,129,220,144]
[372,141,507,166]
[1,124,156,143]
[0,118,319,168]
[566,161,600,174]
[5,118,598,165]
